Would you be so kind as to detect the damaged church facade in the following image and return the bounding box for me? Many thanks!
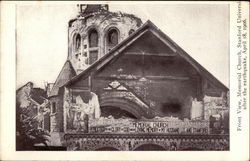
[47,5,229,151]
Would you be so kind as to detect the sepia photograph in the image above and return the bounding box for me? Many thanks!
[1,1,249,161]
[15,3,230,151]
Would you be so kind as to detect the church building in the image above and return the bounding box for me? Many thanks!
[47,4,229,151]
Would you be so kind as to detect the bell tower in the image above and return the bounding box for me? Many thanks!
[68,4,142,74]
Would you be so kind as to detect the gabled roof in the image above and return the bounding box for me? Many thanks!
[49,60,76,97]
[63,20,228,91]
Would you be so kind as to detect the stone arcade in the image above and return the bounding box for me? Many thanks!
[46,4,229,151]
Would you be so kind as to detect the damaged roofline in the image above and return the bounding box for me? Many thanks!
[68,9,142,28]
[62,20,229,91]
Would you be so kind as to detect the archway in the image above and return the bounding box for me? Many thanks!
[101,106,137,119]
[95,147,119,151]
[99,97,150,119]
[134,144,166,151]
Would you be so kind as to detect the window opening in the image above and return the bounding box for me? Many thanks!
[51,102,56,114]
[75,34,81,51]
[107,29,118,45]
[89,29,98,47]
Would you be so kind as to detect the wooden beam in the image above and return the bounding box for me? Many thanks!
[94,75,189,81]
[146,75,189,80]
[125,52,176,57]
[94,75,139,80]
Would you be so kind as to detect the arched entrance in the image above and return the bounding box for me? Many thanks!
[101,106,137,119]
[134,144,166,151]
[95,147,119,151]
[99,97,150,119]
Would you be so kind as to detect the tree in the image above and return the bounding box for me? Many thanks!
[16,82,50,150]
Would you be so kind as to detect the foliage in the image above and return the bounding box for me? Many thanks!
[16,107,50,150]
[16,82,50,150]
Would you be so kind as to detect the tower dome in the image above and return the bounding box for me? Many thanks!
[68,4,142,74]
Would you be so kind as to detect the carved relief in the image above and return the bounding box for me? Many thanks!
[100,91,149,109]
[124,81,152,107]
[65,134,229,151]
[104,80,128,91]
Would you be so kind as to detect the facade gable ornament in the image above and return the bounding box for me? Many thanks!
[104,80,128,91]
[109,80,121,88]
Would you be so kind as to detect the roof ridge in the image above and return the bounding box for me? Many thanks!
[49,60,76,97]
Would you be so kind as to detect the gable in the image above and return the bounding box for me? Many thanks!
[49,61,76,97]
[64,20,228,92]
[94,29,198,79]
[125,31,176,56]
[95,51,197,79]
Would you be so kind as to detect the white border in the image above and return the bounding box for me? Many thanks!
[0,1,249,161]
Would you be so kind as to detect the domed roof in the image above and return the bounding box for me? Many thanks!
[69,4,142,28]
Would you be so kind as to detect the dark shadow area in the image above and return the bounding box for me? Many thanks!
[101,106,137,119]
[134,144,165,151]
[34,146,67,151]
[95,147,119,151]
[161,98,182,113]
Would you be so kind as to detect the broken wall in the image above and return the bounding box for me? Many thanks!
[203,93,229,120]
[49,94,64,133]
[68,11,142,73]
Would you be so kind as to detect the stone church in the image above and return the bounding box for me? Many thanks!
[46,4,229,151]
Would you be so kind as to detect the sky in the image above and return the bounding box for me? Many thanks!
[16,3,229,89]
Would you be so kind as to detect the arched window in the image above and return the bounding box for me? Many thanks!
[88,29,98,47]
[51,102,56,114]
[88,29,99,64]
[75,34,81,51]
[107,29,118,46]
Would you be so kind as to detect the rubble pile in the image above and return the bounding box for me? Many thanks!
[203,94,229,120]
